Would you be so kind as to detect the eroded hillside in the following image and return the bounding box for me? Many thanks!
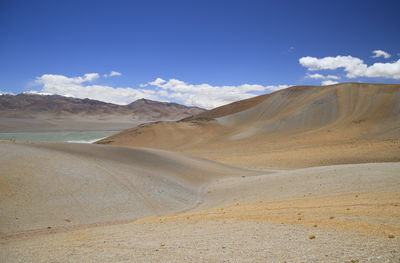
[97,83,400,168]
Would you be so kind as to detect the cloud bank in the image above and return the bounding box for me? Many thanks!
[306,73,340,80]
[33,73,157,105]
[32,73,289,109]
[299,51,400,79]
[140,78,288,109]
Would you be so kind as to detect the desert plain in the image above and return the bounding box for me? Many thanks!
[1,83,400,262]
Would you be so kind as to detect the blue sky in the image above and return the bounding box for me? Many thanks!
[1,0,399,108]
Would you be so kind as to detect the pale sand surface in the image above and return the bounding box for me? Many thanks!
[0,142,254,233]
[1,150,399,262]
[1,220,398,263]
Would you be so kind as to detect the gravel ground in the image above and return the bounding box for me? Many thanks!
[1,220,399,263]
[1,145,399,263]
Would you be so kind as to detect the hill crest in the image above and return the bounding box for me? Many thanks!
[97,83,400,168]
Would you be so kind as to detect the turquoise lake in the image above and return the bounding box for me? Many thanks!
[0,131,119,143]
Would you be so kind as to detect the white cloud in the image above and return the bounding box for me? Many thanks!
[141,78,289,109]
[326,75,340,80]
[34,73,157,105]
[372,50,391,59]
[32,73,288,109]
[35,73,99,87]
[361,60,400,79]
[306,73,325,79]
[104,71,122,77]
[299,55,365,72]
[139,78,166,87]
[299,54,400,79]
[0,91,15,95]
[150,77,167,86]
[306,73,340,80]
[321,80,339,86]
[24,91,53,96]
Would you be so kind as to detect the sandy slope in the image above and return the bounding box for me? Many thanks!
[0,141,254,233]
[1,162,399,262]
[98,83,400,169]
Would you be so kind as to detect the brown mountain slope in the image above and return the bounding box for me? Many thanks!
[0,94,204,131]
[181,91,277,121]
[127,98,204,120]
[97,83,400,168]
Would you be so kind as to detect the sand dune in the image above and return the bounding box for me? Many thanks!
[0,141,254,233]
[98,83,400,168]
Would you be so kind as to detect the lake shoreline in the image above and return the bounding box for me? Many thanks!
[0,130,120,143]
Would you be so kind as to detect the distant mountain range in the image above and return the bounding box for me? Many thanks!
[0,93,205,132]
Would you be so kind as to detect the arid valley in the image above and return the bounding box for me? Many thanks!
[1,1,400,261]
[1,83,399,262]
